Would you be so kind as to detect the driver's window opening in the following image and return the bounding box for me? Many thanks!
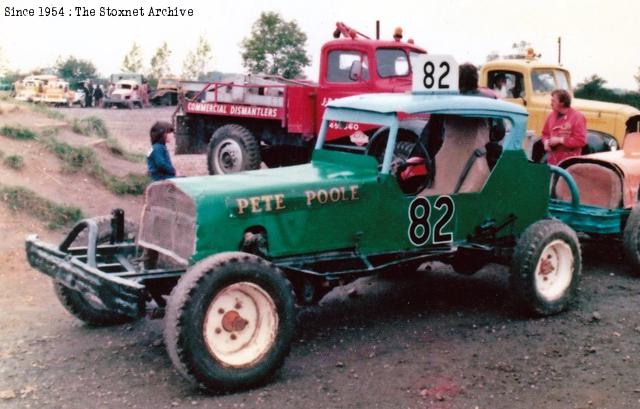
[376,48,410,78]
[322,121,380,154]
[531,70,556,94]
[395,115,507,196]
[488,71,525,99]
[327,50,370,83]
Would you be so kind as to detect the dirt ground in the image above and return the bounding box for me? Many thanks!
[1,104,640,409]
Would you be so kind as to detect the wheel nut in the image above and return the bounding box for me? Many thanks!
[230,334,237,340]
[215,328,221,334]
[235,302,242,309]
[218,308,224,314]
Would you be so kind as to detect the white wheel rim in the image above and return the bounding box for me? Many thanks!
[214,139,243,173]
[203,282,278,368]
[534,239,574,302]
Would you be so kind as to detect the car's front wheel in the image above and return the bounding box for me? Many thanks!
[53,281,134,326]
[164,252,297,392]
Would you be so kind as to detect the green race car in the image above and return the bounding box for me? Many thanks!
[26,90,582,392]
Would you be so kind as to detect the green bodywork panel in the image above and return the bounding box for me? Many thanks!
[174,150,549,263]
[170,93,551,264]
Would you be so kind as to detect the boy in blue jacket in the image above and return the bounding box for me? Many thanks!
[147,121,177,181]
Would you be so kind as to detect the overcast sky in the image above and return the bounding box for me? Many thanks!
[1,0,639,90]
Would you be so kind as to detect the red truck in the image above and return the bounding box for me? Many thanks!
[174,23,427,174]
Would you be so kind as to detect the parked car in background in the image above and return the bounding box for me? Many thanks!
[103,80,143,109]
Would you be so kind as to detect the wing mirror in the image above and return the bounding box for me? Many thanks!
[349,61,363,81]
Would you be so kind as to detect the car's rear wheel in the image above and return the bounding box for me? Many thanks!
[510,219,581,316]
[164,252,296,391]
[623,205,640,272]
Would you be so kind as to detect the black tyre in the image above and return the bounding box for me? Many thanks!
[510,219,581,316]
[54,215,139,326]
[623,205,640,272]
[53,281,134,326]
[164,252,297,392]
[207,125,260,175]
[449,255,485,275]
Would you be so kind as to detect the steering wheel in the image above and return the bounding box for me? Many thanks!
[365,130,434,193]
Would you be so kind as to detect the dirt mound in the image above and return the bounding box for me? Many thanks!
[0,104,145,236]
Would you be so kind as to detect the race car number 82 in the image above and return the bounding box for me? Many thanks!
[422,61,450,89]
[408,196,454,246]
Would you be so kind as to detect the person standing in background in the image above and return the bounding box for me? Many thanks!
[541,89,586,165]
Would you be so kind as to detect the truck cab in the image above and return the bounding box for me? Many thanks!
[480,56,640,154]
[175,23,428,174]
[315,27,426,139]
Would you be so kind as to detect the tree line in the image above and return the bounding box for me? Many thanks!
[574,75,640,110]
[0,11,310,87]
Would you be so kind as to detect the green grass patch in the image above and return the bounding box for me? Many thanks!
[40,133,149,195]
[69,116,143,162]
[102,172,150,195]
[71,116,109,138]
[0,185,83,229]
[3,154,24,170]
[105,137,146,162]
[40,126,59,138]
[40,135,97,172]
[0,125,37,140]
[28,103,66,120]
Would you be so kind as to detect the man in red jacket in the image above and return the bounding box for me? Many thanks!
[541,89,586,165]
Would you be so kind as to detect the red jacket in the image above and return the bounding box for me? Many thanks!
[541,107,587,165]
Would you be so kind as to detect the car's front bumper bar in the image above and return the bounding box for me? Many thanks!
[25,235,147,318]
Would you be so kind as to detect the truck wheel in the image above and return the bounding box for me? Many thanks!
[164,252,297,391]
[509,219,581,316]
[623,206,640,272]
[53,281,134,326]
[207,125,261,175]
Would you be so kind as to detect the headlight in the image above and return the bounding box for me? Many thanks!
[607,137,618,151]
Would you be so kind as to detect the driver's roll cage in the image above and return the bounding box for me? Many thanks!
[315,102,526,195]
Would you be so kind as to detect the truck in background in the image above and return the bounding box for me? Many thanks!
[174,22,428,174]
[479,51,640,157]
[150,77,180,106]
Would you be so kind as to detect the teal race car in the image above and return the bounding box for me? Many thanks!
[26,76,583,391]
